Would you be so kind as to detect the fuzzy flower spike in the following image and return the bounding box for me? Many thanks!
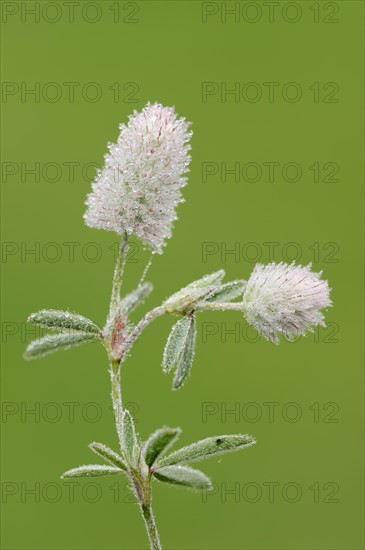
[242,262,332,344]
[84,102,193,253]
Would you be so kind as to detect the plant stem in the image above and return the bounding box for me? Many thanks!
[110,361,124,451]
[110,361,162,549]
[124,306,165,356]
[139,253,154,286]
[109,233,129,315]
[107,241,162,549]
[140,502,162,550]
[195,301,243,312]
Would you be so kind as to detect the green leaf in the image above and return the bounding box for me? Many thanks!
[27,309,100,334]
[163,270,225,314]
[153,465,212,490]
[89,442,127,471]
[143,427,181,467]
[172,316,196,390]
[61,464,123,479]
[183,270,225,290]
[119,282,153,314]
[162,316,197,390]
[23,332,99,360]
[162,317,192,374]
[205,280,246,303]
[121,410,139,464]
[157,434,256,467]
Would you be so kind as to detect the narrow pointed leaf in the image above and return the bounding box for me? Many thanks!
[89,442,127,471]
[164,270,225,313]
[119,282,153,314]
[157,434,256,467]
[162,317,191,374]
[28,309,101,334]
[61,464,122,479]
[172,316,196,390]
[143,427,181,467]
[184,270,225,290]
[153,465,212,490]
[205,280,246,303]
[23,332,99,360]
[121,409,139,464]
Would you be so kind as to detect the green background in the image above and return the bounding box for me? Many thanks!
[1,1,364,549]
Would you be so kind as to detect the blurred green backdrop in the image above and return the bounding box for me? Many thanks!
[1,1,364,549]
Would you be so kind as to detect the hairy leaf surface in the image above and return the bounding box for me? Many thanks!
[28,309,100,334]
[157,434,256,467]
[143,427,181,467]
[61,464,123,478]
[153,465,212,490]
[24,332,99,360]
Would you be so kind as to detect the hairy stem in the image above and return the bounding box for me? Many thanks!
[109,233,129,315]
[107,241,162,549]
[110,361,124,451]
[108,236,128,448]
[140,501,162,550]
[125,306,165,356]
[139,253,154,286]
[110,360,162,549]
[195,301,243,312]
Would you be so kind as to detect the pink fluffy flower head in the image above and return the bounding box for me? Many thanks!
[84,103,192,253]
[242,262,332,344]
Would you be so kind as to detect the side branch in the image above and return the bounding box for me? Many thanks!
[125,306,165,355]
[195,302,243,312]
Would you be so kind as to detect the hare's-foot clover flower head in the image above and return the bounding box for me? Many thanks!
[242,262,332,344]
[84,102,193,254]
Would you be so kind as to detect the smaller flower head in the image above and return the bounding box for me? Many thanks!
[242,262,332,344]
